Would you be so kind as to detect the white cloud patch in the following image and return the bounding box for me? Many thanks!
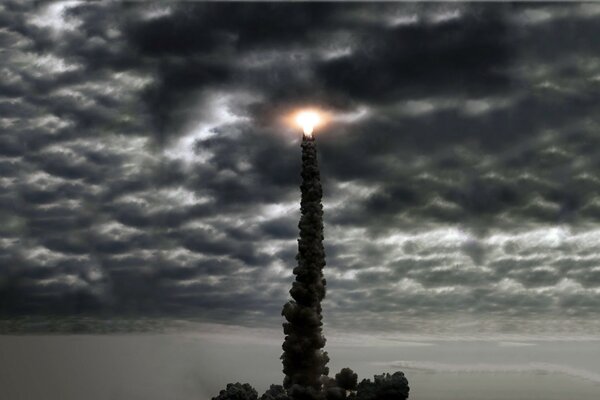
[28,1,83,32]
[164,91,255,163]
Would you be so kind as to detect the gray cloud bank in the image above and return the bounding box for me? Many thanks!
[2,2,600,333]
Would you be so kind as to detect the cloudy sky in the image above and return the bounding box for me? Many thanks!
[2,1,600,335]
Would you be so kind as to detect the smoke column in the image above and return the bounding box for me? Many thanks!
[281,133,329,397]
[211,127,409,400]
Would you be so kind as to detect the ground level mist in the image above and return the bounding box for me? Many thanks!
[0,330,599,400]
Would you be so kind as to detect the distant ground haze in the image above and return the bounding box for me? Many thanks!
[0,332,598,400]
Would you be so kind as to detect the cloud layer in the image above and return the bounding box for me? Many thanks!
[2,2,600,333]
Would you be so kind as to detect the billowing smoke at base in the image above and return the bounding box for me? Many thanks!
[211,135,409,400]
[211,372,409,400]
[212,383,258,400]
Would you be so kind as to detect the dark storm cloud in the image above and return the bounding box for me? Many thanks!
[2,1,600,332]
[123,2,344,137]
[317,7,514,103]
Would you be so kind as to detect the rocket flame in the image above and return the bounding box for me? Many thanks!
[295,110,321,137]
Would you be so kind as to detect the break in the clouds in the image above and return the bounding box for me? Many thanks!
[2,2,600,333]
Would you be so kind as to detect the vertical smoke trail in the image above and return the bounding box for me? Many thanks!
[281,134,329,397]
[212,133,409,400]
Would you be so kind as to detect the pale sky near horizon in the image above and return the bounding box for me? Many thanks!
[1,333,599,400]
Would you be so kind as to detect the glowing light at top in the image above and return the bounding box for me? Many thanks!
[295,110,322,137]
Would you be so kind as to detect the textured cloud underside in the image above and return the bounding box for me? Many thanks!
[2,2,600,333]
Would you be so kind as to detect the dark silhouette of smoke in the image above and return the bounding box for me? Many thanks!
[211,136,409,400]
[260,385,289,400]
[212,383,258,400]
[323,380,346,400]
[280,134,329,393]
[354,372,410,400]
[334,368,358,392]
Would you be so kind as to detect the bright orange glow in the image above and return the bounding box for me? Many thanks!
[295,110,322,137]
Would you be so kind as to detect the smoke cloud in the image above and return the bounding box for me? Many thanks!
[211,137,409,400]
[354,373,410,400]
[212,383,258,400]
[281,135,329,393]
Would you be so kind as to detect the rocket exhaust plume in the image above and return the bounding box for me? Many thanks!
[281,117,329,398]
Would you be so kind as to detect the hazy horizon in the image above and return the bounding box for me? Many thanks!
[1,329,599,400]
